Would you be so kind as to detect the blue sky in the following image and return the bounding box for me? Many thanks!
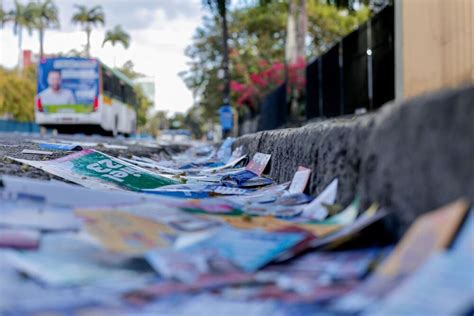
[0,0,205,114]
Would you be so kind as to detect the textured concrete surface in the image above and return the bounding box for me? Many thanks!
[235,85,474,235]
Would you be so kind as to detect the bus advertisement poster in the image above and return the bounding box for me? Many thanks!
[37,57,99,113]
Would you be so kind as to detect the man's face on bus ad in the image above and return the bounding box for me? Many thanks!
[47,71,62,91]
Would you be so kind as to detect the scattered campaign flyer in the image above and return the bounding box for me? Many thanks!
[0,175,178,208]
[21,149,53,155]
[0,228,40,249]
[146,248,242,283]
[76,210,178,254]
[330,199,470,314]
[38,142,83,151]
[365,252,474,316]
[301,178,338,220]
[10,149,179,191]
[0,202,81,231]
[143,183,216,198]
[87,203,222,234]
[321,197,360,225]
[120,156,185,175]
[213,186,254,195]
[263,247,389,282]
[288,167,312,194]
[3,234,150,287]
[376,199,469,277]
[168,294,278,316]
[453,207,474,253]
[246,153,271,176]
[182,227,304,272]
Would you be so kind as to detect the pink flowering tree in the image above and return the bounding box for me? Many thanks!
[231,57,306,115]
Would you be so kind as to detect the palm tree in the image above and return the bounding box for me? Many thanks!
[28,0,59,59]
[9,0,34,69]
[71,5,105,57]
[102,25,130,67]
[102,25,130,49]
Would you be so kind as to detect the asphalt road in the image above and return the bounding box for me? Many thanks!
[0,132,187,182]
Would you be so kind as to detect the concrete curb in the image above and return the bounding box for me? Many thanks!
[235,85,474,235]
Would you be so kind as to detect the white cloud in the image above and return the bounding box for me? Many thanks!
[0,0,204,114]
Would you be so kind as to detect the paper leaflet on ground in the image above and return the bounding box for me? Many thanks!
[3,233,153,287]
[76,204,223,254]
[261,248,389,284]
[37,142,83,151]
[9,149,179,191]
[0,175,184,208]
[81,203,222,234]
[145,248,249,284]
[158,294,279,316]
[453,206,474,253]
[76,210,178,255]
[142,183,254,198]
[309,204,387,249]
[288,166,312,194]
[205,214,341,237]
[21,149,54,155]
[119,156,185,175]
[227,182,290,204]
[252,248,389,303]
[246,153,271,176]
[364,252,474,316]
[0,228,40,249]
[320,197,360,225]
[191,154,247,174]
[178,227,305,272]
[0,200,82,231]
[301,178,338,220]
[376,198,469,277]
[331,199,470,314]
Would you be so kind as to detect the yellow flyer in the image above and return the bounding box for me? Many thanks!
[77,210,177,255]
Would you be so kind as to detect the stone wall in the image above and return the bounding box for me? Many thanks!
[234,85,474,235]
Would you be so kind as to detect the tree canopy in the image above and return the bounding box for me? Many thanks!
[102,25,130,49]
[181,0,370,122]
[71,5,105,57]
[0,66,36,121]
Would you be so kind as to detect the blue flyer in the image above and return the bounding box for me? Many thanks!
[183,227,305,272]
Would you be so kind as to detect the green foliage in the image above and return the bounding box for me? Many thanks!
[27,0,59,32]
[134,85,152,130]
[142,110,169,136]
[307,0,370,55]
[116,61,150,130]
[182,1,370,122]
[27,0,60,57]
[10,0,35,36]
[71,5,105,28]
[184,106,205,139]
[71,5,105,56]
[118,60,142,80]
[0,66,37,121]
[102,25,130,49]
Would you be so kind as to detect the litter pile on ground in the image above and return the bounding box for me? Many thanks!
[0,137,472,315]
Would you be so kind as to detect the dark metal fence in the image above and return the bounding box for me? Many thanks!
[258,83,288,131]
[244,5,395,134]
[306,5,394,120]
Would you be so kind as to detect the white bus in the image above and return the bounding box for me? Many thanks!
[35,57,137,136]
